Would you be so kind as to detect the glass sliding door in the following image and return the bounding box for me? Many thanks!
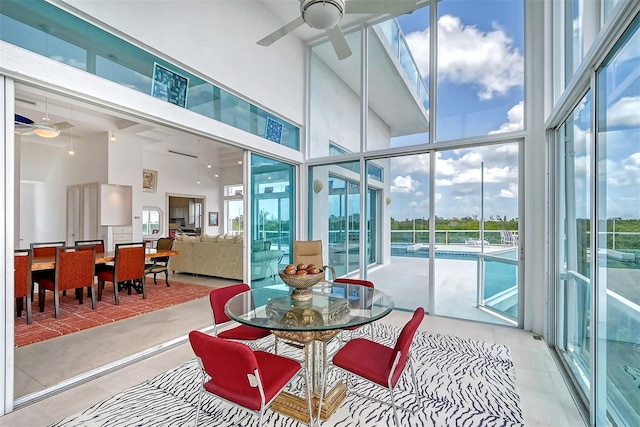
[557,92,592,403]
[595,16,640,425]
[250,154,294,288]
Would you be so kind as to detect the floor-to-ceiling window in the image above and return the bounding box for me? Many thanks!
[554,3,640,425]
[557,91,592,402]
[595,15,640,425]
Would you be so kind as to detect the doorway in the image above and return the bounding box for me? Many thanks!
[167,195,204,237]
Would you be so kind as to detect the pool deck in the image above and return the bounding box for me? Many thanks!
[366,244,517,326]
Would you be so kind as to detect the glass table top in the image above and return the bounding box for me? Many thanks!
[225,282,394,332]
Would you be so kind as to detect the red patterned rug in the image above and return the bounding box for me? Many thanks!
[14,278,213,348]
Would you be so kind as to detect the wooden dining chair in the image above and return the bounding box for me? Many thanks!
[189,331,313,426]
[14,249,33,324]
[37,246,97,318]
[318,307,425,426]
[144,237,173,286]
[97,242,146,305]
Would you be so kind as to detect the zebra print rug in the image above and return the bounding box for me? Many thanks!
[51,323,523,426]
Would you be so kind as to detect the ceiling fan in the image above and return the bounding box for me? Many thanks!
[258,0,417,60]
[14,114,75,138]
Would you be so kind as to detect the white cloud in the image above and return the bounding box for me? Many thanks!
[391,175,420,193]
[405,15,523,100]
[606,97,640,128]
[489,101,524,134]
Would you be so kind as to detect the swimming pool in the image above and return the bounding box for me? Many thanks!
[391,243,491,260]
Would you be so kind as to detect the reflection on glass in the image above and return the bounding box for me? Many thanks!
[250,154,294,286]
[596,16,640,425]
[558,91,592,402]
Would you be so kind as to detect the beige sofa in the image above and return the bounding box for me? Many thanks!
[169,234,284,282]
[169,234,243,280]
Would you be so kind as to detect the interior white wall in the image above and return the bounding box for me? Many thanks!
[142,149,223,237]
[309,51,390,156]
[61,0,306,126]
[19,134,108,245]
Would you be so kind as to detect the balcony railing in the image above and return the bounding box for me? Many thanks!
[377,19,429,109]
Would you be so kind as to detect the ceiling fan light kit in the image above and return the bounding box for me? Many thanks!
[301,0,345,30]
[32,124,60,138]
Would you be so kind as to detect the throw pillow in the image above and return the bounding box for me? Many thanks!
[201,234,218,243]
[251,239,265,252]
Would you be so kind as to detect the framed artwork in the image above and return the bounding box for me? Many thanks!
[142,169,158,192]
[264,117,283,143]
[151,63,189,108]
[208,212,219,226]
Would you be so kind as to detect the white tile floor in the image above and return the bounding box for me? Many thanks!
[2,273,587,426]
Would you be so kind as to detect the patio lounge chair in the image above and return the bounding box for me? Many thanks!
[500,230,518,245]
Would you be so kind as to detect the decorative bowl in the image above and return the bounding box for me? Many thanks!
[279,270,324,300]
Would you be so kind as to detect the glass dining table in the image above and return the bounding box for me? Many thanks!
[225,281,394,422]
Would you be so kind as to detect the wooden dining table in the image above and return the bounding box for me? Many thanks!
[31,249,179,271]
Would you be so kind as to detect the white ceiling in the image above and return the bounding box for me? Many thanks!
[13,84,243,168]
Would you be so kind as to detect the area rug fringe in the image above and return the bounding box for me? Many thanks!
[51,323,524,427]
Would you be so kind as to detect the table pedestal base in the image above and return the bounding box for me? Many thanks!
[273,381,347,423]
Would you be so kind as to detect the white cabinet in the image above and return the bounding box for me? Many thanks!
[113,226,132,243]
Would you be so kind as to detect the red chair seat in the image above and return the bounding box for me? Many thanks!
[332,338,396,388]
[189,331,312,425]
[203,349,302,411]
[218,324,271,341]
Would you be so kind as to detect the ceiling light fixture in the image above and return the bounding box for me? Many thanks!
[301,0,345,30]
[33,124,60,138]
[41,97,51,122]
[110,132,117,142]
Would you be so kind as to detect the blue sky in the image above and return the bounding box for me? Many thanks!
[387,1,524,221]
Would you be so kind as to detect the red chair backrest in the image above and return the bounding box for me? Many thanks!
[209,283,250,325]
[31,241,65,258]
[189,331,263,411]
[389,307,424,386]
[76,240,105,253]
[14,249,32,299]
[114,243,145,282]
[333,278,375,288]
[56,247,96,291]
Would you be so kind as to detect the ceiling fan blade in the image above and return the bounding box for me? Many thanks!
[15,114,34,125]
[345,0,417,15]
[52,121,74,131]
[327,26,352,60]
[257,16,305,46]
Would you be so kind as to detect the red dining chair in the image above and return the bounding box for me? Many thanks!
[37,246,96,318]
[318,307,425,426]
[75,239,107,297]
[209,284,271,344]
[97,242,146,305]
[14,249,33,324]
[30,241,65,297]
[333,278,376,344]
[189,331,312,426]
